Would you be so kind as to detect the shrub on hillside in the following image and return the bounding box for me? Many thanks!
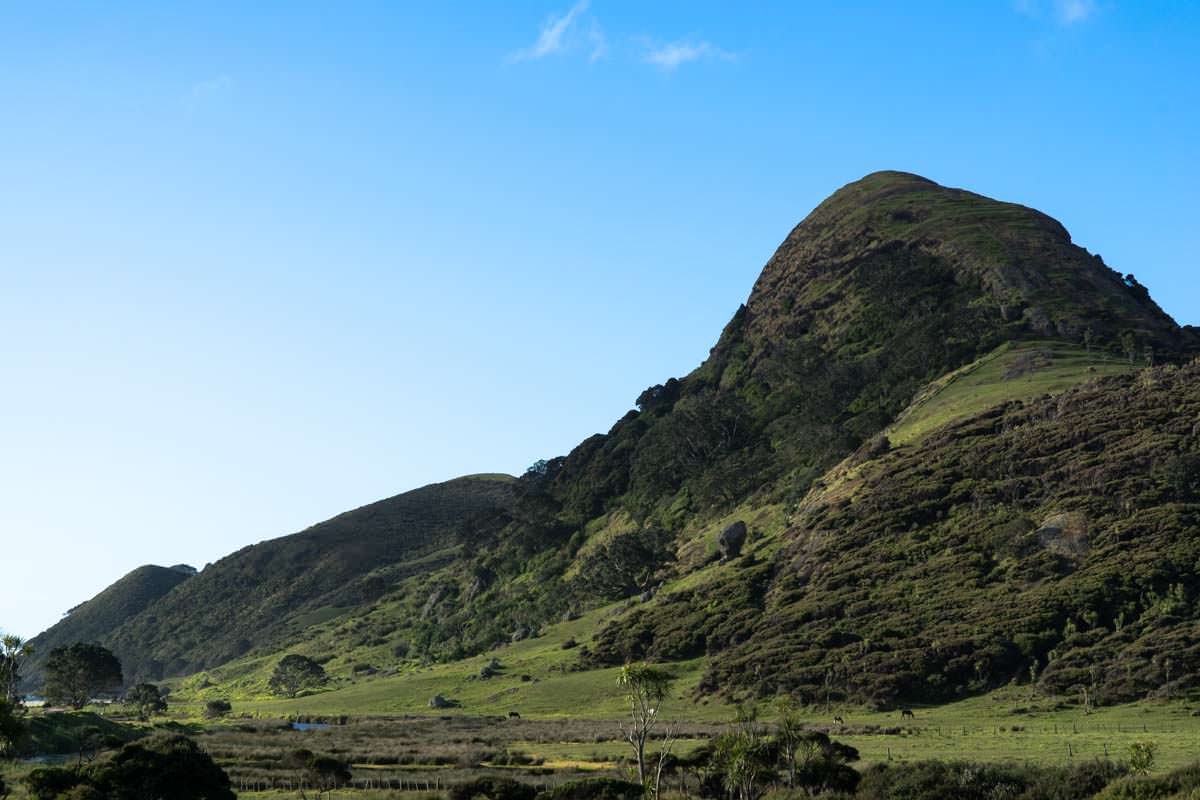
[204,699,232,718]
[539,778,644,800]
[857,760,1128,800]
[1095,762,1200,799]
[449,777,540,800]
[26,734,233,800]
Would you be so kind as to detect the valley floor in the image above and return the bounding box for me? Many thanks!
[7,689,1200,798]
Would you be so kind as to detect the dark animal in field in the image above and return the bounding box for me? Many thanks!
[900,708,915,719]
[833,716,845,725]
[508,711,521,719]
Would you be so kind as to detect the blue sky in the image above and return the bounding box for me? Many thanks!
[2,1,1197,639]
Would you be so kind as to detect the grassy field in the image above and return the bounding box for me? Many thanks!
[886,340,1131,445]
[8,688,1200,799]
[495,688,1200,772]
[165,660,1200,774]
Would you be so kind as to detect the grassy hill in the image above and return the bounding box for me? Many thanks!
[28,474,517,686]
[31,172,1200,718]
[886,340,1133,445]
[24,564,195,687]
[593,361,1200,706]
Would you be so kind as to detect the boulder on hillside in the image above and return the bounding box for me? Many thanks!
[718,521,748,560]
[1036,512,1089,557]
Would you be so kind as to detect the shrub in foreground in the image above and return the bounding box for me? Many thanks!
[539,778,645,800]
[26,734,233,800]
[450,777,540,800]
[858,759,1126,800]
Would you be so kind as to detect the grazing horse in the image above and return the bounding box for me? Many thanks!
[508,711,521,719]
[833,715,845,725]
[900,708,915,720]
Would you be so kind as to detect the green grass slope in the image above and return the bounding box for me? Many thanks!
[887,340,1133,445]
[42,173,1200,717]
[171,600,724,720]
[85,475,517,684]
[594,360,1200,707]
[24,565,195,689]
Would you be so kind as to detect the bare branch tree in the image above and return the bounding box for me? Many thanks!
[617,663,676,790]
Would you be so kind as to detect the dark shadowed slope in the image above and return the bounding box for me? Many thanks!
[32,172,1198,701]
[595,362,1200,705]
[271,171,1195,683]
[28,474,516,685]
[25,565,194,686]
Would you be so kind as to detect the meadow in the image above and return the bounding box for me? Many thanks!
[8,687,1200,799]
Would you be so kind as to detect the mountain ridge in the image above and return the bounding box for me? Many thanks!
[27,171,1200,709]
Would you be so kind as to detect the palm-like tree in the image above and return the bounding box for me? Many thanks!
[0,634,34,704]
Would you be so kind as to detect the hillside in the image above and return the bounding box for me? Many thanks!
[370,170,1192,669]
[34,172,1199,710]
[24,564,194,683]
[27,474,516,686]
[591,361,1200,706]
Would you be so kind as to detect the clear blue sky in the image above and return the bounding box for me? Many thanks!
[2,1,1197,639]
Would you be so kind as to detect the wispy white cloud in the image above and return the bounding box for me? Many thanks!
[510,0,592,62]
[1015,0,1100,25]
[1055,0,1098,23]
[183,74,233,112]
[587,21,608,62]
[641,39,734,70]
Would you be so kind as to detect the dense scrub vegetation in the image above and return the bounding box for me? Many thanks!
[23,565,192,683]
[333,172,1198,678]
[25,172,1200,710]
[28,475,517,686]
[592,361,1200,706]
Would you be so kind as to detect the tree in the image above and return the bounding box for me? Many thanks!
[617,663,676,792]
[268,654,327,698]
[788,731,859,795]
[450,777,538,800]
[0,635,33,705]
[43,644,123,709]
[711,706,775,800]
[1129,741,1157,775]
[124,683,167,721]
[285,749,351,799]
[775,699,806,787]
[204,699,232,719]
[1121,331,1138,366]
[0,699,25,758]
[28,734,235,800]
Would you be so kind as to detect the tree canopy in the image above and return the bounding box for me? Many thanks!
[124,683,167,721]
[268,654,327,698]
[43,643,122,709]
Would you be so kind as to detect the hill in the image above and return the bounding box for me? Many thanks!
[26,474,516,686]
[591,361,1200,706]
[24,564,194,683]
[31,172,1199,711]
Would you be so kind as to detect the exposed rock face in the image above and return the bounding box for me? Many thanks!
[718,521,748,560]
[428,694,453,709]
[1037,512,1090,557]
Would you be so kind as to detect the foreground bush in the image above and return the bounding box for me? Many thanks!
[858,759,1126,800]
[1096,762,1200,799]
[450,777,541,800]
[27,734,234,800]
[540,778,645,800]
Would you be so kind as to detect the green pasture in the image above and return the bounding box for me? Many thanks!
[886,340,1131,445]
